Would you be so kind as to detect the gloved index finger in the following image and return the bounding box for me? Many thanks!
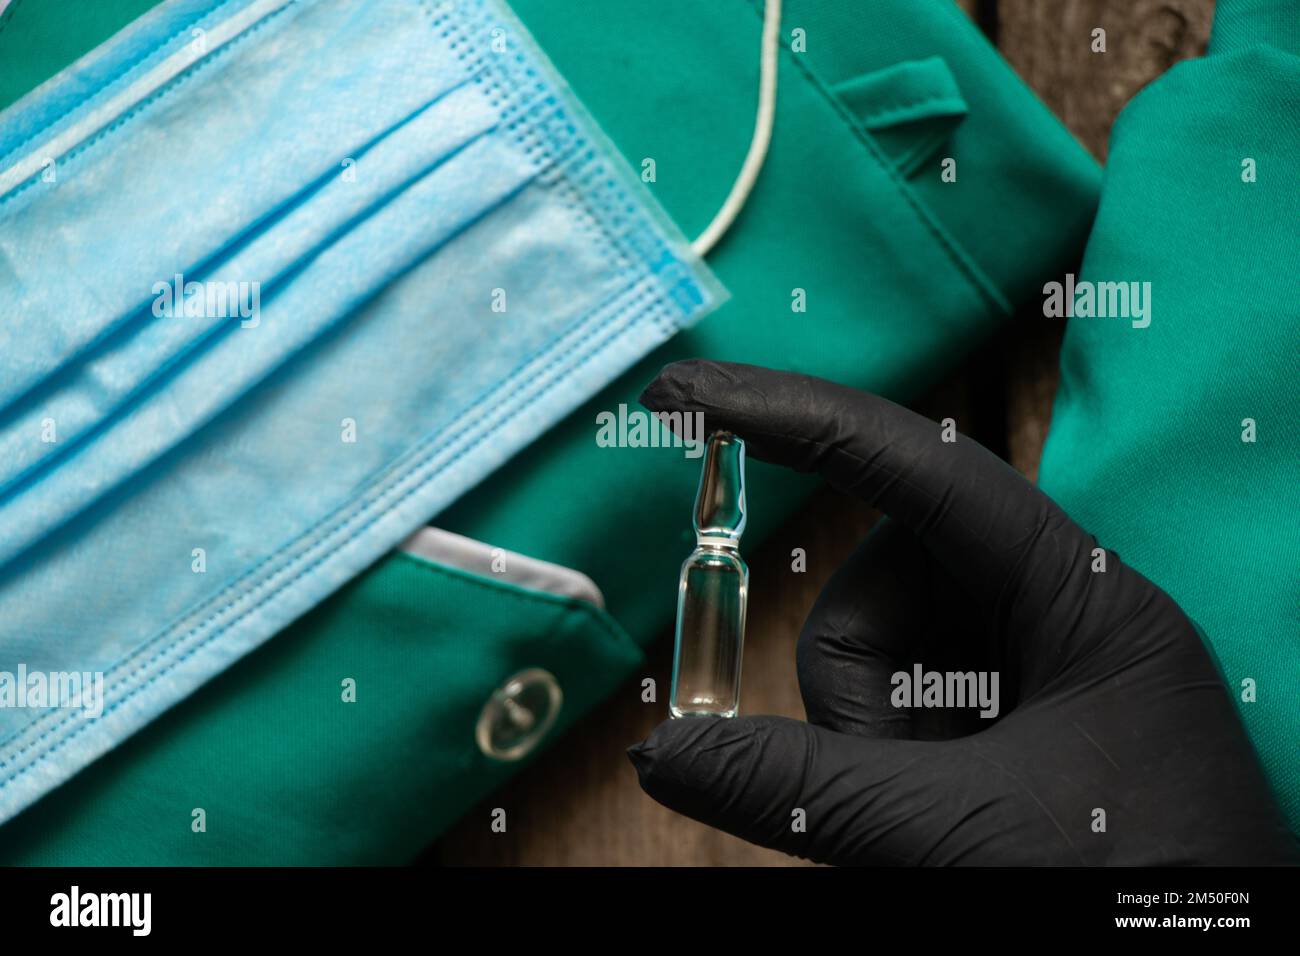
[640,359,1096,620]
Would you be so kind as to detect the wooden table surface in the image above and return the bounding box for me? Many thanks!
[431,0,1215,866]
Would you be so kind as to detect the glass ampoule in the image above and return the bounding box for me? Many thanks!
[670,431,748,719]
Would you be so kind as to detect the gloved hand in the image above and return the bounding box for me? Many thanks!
[629,360,1297,866]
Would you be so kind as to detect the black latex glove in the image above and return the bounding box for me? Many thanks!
[629,360,1296,866]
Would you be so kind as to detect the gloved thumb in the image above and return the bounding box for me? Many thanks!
[628,715,958,865]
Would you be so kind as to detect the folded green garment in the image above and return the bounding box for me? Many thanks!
[0,0,1099,863]
[1038,0,1300,835]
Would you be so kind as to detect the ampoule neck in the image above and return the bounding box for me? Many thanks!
[692,431,747,544]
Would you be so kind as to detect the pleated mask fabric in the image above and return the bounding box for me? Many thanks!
[0,0,722,821]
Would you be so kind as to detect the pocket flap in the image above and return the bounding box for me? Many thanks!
[831,56,968,177]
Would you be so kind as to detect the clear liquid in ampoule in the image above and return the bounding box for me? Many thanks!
[670,432,748,719]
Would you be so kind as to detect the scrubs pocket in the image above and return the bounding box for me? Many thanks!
[312,548,645,862]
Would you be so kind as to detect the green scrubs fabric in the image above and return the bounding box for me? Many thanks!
[0,0,1099,863]
[1038,0,1300,835]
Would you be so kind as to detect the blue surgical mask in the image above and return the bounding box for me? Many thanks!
[0,0,722,821]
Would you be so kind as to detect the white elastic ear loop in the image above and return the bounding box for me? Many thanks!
[690,0,781,258]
